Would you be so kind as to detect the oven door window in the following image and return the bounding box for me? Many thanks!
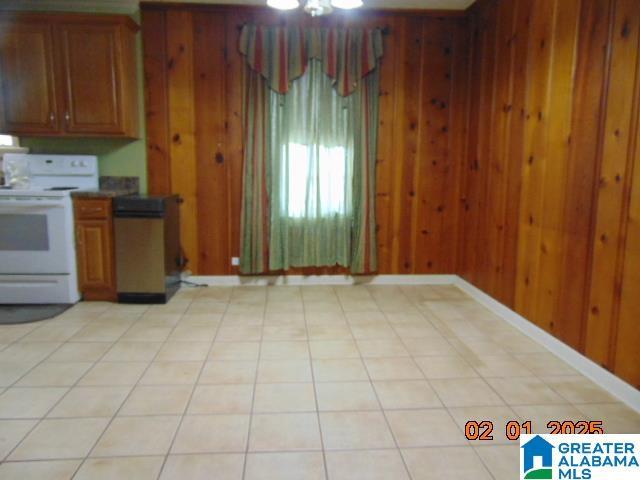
[0,201,71,275]
[0,214,50,251]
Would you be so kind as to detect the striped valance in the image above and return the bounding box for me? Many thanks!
[239,25,384,97]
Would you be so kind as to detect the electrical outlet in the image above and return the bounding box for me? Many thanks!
[231,257,240,266]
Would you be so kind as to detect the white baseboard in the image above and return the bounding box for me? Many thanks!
[454,276,640,413]
[187,274,458,286]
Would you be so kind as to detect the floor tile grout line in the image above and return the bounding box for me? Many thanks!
[1,306,113,347]
[372,287,507,480]
[70,294,202,479]
[0,307,152,466]
[302,287,331,480]
[2,306,155,389]
[0,286,629,476]
[0,396,592,423]
[339,286,415,480]
[238,286,267,480]
[368,287,452,480]
[0,324,41,347]
[420,296,512,480]
[421,305,566,408]
[0,441,520,466]
[401,294,508,480]
[154,286,232,480]
[406,300,518,410]
[4,329,96,389]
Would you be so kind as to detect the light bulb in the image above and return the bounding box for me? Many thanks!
[267,0,300,10]
[331,0,364,9]
[304,0,333,16]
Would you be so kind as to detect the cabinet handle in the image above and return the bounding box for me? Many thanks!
[65,111,70,124]
[49,112,55,124]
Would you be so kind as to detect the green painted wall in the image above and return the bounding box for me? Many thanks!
[7,6,148,193]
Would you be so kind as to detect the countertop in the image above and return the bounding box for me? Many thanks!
[71,189,137,199]
[71,176,140,199]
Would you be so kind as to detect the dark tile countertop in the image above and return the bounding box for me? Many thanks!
[71,176,139,199]
[71,189,135,198]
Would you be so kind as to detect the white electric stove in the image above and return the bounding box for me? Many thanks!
[0,154,99,304]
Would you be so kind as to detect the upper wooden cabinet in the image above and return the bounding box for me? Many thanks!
[0,13,139,138]
[0,20,58,133]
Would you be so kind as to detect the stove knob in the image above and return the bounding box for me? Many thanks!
[71,160,79,167]
[80,161,87,167]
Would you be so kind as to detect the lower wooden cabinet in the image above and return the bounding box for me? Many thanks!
[73,197,116,301]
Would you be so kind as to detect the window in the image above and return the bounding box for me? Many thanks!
[282,143,350,219]
[0,135,19,147]
[238,25,382,273]
[0,136,28,175]
[271,60,354,223]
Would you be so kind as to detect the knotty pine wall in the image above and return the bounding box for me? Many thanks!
[458,0,640,387]
[141,3,470,276]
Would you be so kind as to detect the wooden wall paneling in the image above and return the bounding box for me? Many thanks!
[555,0,612,351]
[143,5,471,276]
[447,17,470,275]
[615,53,640,386]
[585,0,640,368]
[484,0,515,303]
[225,10,254,274]
[514,0,557,329]
[460,0,639,385]
[389,16,423,274]
[458,11,483,285]
[194,12,229,274]
[166,10,199,273]
[459,0,531,307]
[500,0,531,308]
[142,9,171,195]
[414,18,455,273]
[532,0,581,344]
[472,0,499,293]
[374,15,399,274]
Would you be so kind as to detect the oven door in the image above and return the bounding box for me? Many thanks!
[0,197,73,275]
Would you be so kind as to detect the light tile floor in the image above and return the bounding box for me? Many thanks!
[0,284,639,479]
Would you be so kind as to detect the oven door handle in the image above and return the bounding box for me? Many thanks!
[0,201,65,209]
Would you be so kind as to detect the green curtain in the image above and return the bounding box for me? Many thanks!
[239,66,270,274]
[239,26,382,274]
[351,66,380,274]
[269,60,354,270]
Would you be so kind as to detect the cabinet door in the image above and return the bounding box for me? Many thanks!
[0,20,59,133]
[76,220,116,298]
[58,23,125,135]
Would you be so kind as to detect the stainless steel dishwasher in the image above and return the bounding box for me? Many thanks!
[113,195,182,304]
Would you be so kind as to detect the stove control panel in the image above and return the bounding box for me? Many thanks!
[27,156,97,176]
[2,154,99,191]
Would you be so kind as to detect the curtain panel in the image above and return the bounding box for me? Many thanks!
[238,25,383,97]
[239,25,383,275]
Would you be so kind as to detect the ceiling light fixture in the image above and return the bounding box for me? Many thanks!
[266,0,300,10]
[331,0,364,9]
[267,0,364,16]
[304,0,333,16]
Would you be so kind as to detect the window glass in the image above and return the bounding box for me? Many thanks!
[0,135,18,147]
[283,143,348,219]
